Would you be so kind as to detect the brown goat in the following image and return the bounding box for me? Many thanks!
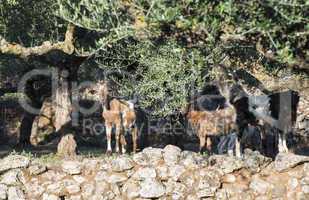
[97,81,138,154]
[186,106,238,155]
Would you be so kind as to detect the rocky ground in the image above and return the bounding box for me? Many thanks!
[0,145,308,200]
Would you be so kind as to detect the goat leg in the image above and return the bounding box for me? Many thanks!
[132,127,138,153]
[282,135,289,153]
[115,123,121,154]
[106,123,112,155]
[199,135,206,154]
[120,134,127,154]
[278,133,284,153]
[206,137,212,153]
[235,136,241,158]
[280,132,289,153]
[258,124,266,154]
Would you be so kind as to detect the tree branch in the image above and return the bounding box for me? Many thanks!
[0,23,76,59]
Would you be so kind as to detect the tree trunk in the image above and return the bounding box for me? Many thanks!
[54,68,72,132]
[19,112,36,146]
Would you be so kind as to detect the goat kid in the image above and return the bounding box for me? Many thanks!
[97,81,138,154]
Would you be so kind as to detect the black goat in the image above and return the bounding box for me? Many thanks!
[230,84,300,155]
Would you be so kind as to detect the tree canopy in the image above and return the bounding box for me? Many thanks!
[1,0,308,116]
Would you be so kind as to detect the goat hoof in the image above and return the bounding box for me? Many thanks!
[279,149,289,154]
[106,150,112,156]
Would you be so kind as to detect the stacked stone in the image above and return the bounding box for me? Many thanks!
[0,146,308,199]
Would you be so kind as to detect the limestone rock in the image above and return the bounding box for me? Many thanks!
[197,170,221,198]
[271,181,286,199]
[222,174,236,183]
[94,170,124,185]
[94,181,109,195]
[163,145,181,166]
[106,173,128,184]
[139,179,165,198]
[42,193,60,200]
[73,175,86,184]
[243,149,272,173]
[1,170,21,186]
[209,155,244,174]
[296,192,309,200]
[180,151,206,169]
[164,180,187,199]
[133,167,157,180]
[0,145,307,199]
[302,185,309,194]
[288,178,299,190]
[66,184,81,194]
[30,98,55,146]
[57,134,77,158]
[157,165,169,181]
[41,170,66,182]
[94,171,108,182]
[186,194,199,200]
[133,152,149,166]
[62,179,80,195]
[168,164,186,181]
[46,181,64,195]
[28,164,47,175]
[7,187,25,200]
[249,177,271,195]
[122,180,140,199]
[111,156,134,172]
[0,184,7,200]
[24,182,45,199]
[179,171,197,188]
[303,163,309,177]
[111,184,121,197]
[81,182,95,199]
[274,153,309,172]
[0,155,30,173]
[67,195,82,200]
[62,161,82,175]
[83,159,100,174]
[142,147,163,165]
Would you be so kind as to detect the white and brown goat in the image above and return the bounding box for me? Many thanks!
[97,81,138,154]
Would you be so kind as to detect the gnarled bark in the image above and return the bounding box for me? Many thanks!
[0,24,75,59]
[0,23,87,148]
[54,69,72,132]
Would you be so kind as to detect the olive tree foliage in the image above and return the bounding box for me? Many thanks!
[55,0,219,116]
[0,0,63,45]
[132,42,207,116]
[56,0,308,116]
[57,0,138,55]
[0,0,64,82]
[1,0,308,116]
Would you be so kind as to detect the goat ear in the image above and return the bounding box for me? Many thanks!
[133,93,139,103]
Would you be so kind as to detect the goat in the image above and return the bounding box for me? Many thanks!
[186,107,238,155]
[183,85,239,156]
[230,84,300,155]
[97,81,138,154]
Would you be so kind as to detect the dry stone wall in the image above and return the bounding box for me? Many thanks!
[0,145,308,200]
